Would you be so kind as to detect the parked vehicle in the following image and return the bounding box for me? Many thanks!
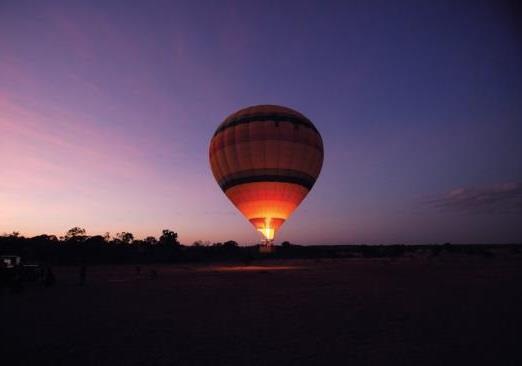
[1,255,21,269]
[0,255,44,288]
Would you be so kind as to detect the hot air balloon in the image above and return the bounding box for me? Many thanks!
[209,105,323,244]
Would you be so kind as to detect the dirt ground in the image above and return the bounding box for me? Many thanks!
[2,255,522,365]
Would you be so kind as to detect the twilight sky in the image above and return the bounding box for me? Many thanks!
[1,0,521,244]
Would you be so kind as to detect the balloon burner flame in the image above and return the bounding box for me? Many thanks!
[258,217,275,241]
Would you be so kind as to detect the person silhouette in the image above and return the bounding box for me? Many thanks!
[79,265,86,286]
[44,266,56,287]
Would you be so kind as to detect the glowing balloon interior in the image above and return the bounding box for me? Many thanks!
[209,105,324,242]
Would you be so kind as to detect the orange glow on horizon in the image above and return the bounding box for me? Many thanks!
[207,265,301,272]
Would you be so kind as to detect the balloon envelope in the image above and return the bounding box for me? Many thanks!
[209,105,323,241]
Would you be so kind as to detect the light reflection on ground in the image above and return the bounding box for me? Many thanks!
[207,265,301,272]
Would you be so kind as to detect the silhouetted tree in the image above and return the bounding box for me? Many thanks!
[192,240,210,247]
[159,229,179,246]
[65,227,86,239]
[223,240,238,248]
[31,234,58,242]
[64,227,86,245]
[116,232,134,245]
[144,236,158,246]
[85,235,106,247]
[8,231,21,238]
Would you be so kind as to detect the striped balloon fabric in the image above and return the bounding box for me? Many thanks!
[209,105,324,241]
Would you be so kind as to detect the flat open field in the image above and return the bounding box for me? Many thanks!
[2,255,522,365]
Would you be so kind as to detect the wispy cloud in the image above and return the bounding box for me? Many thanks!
[426,182,522,215]
[0,92,174,206]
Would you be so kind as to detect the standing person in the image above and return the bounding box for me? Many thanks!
[79,265,86,286]
[44,266,56,287]
[10,263,24,294]
[0,260,8,294]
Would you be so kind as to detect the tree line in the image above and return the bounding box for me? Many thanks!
[1,228,518,265]
[0,227,244,265]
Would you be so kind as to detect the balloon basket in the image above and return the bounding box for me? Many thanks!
[259,239,275,254]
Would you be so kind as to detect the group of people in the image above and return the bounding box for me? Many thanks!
[1,261,161,294]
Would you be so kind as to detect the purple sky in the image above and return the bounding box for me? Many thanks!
[1,0,521,244]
